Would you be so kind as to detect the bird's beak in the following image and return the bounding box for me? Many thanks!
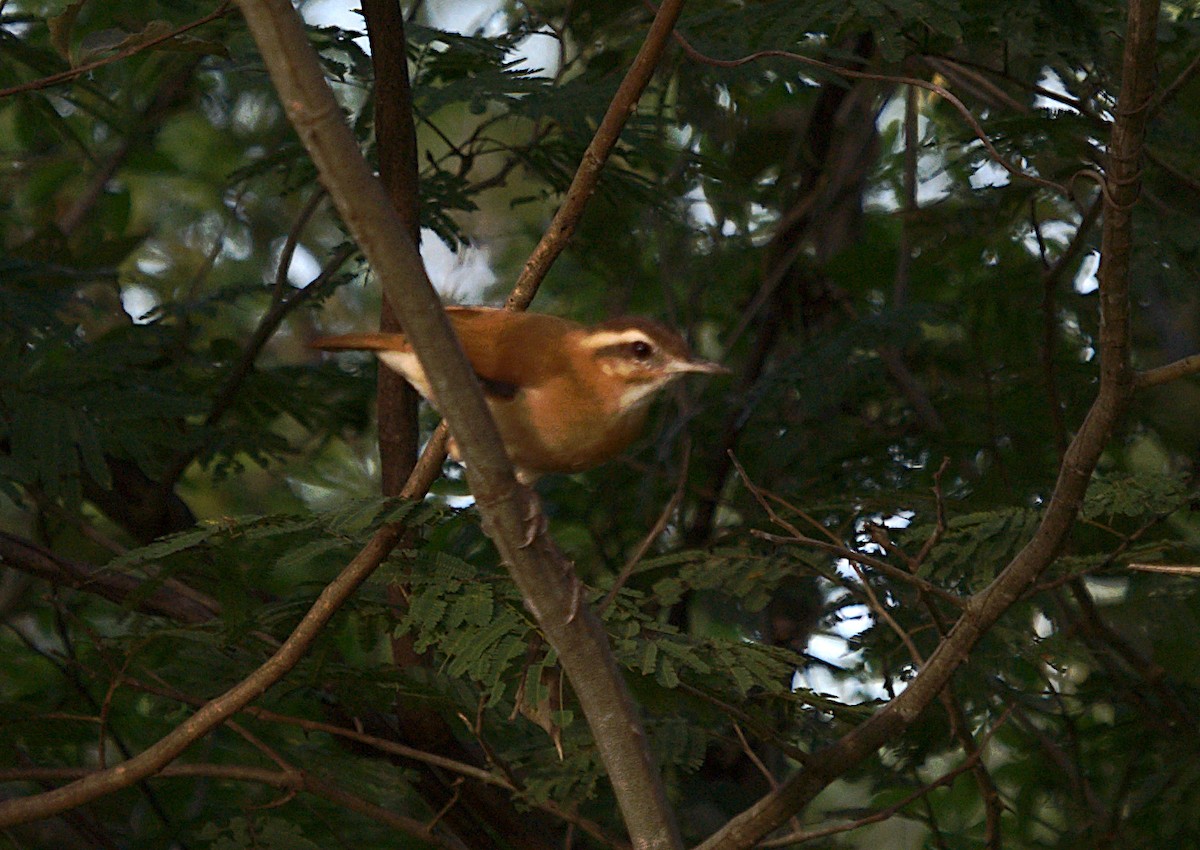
[678,357,732,375]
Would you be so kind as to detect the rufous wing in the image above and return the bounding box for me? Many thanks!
[441,307,577,392]
[311,308,579,400]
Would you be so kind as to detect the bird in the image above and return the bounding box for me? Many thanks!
[312,306,728,483]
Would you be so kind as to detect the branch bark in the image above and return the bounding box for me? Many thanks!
[364,0,422,494]
[697,1,1159,846]
[228,2,683,847]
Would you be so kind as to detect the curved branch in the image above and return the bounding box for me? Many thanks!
[697,0,1159,846]
[0,523,403,828]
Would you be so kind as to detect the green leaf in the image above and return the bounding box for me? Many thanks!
[1082,471,1189,520]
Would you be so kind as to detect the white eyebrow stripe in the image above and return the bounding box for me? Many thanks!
[579,329,656,350]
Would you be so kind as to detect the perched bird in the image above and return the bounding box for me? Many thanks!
[312,306,728,482]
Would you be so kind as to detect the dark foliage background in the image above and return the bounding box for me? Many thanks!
[2,0,1200,847]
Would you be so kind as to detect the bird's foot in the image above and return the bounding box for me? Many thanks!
[519,487,547,548]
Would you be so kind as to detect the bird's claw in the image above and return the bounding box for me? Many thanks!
[519,488,547,548]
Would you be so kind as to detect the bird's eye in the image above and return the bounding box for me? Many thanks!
[630,340,653,360]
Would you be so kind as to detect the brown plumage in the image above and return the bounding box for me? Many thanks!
[312,307,727,482]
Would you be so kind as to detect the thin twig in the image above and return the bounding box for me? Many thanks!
[650,0,1075,203]
[597,441,690,614]
[0,522,404,828]
[1151,47,1200,114]
[732,454,964,607]
[157,241,356,489]
[125,671,511,788]
[847,558,926,666]
[0,3,234,99]
[1128,563,1200,575]
[758,706,1013,847]
[506,0,687,309]
[272,189,328,303]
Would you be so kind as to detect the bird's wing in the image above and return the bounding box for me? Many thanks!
[310,308,580,398]
[445,307,578,393]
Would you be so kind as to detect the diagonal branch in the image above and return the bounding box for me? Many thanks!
[227,2,684,847]
[0,764,443,845]
[0,530,220,624]
[696,0,1159,846]
[1134,352,1200,388]
[0,3,234,99]
[505,0,686,310]
[157,240,355,490]
[0,523,404,828]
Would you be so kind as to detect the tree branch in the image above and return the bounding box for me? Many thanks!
[757,709,1009,847]
[696,0,1158,845]
[228,2,683,847]
[0,764,443,846]
[364,0,422,495]
[0,531,219,624]
[156,241,355,491]
[505,0,686,310]
[0,3,234,99]
[1134,352,1200,388]
[0,523,403,827]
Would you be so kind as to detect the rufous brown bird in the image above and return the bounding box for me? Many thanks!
[312,306,728,482]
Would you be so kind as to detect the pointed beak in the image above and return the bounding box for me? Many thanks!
[678,357,732,376]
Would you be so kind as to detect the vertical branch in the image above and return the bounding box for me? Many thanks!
[358,7,558,847]
[364,0,421,494]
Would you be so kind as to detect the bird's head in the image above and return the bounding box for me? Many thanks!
[577,317,730,411]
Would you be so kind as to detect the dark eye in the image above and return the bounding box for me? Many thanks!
[631,340,653,360]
